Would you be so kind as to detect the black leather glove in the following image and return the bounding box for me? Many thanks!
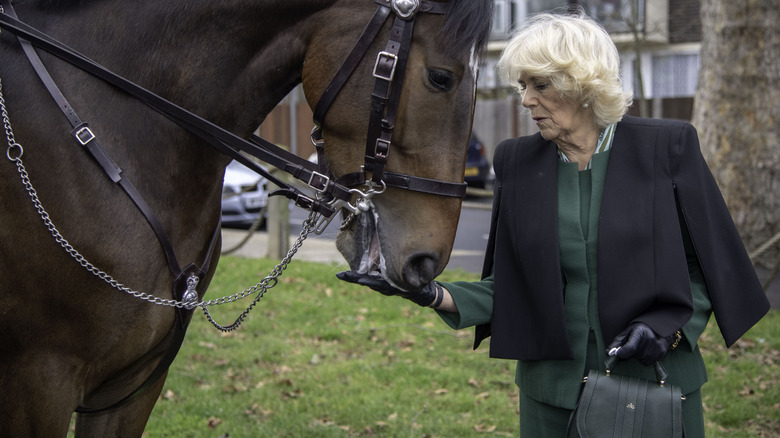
[337,271,442,307]
[606,322,676,365]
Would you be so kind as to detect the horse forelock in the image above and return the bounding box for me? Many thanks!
[438,0,494,58]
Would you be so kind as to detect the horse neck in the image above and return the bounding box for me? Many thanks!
[26,0,339,136]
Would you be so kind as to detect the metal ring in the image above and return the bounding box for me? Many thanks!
[6,142,23,161]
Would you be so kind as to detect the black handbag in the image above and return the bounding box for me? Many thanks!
[569,356,684,438]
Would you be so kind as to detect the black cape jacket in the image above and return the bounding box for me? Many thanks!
[475,116,770,360]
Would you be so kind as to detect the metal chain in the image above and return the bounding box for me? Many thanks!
[202,215,316,332]
[1,80,23,161]
[1,72,316,329]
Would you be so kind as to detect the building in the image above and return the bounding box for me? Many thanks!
[474,0,702,155]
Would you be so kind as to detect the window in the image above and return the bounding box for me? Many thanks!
[652,54,700,98]
[580,0,644,33]
[491,0,572,39]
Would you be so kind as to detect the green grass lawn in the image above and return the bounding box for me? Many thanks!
[88,256,778,437]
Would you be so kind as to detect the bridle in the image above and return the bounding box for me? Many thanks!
[309,0,467,226]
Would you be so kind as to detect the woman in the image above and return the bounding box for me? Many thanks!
[339,11,770,437]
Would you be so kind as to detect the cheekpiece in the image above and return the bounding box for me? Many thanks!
[391,0,421,19]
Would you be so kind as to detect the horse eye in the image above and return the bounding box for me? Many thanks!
[427,69,455,92]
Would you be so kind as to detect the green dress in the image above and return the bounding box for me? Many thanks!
[437,149,711,437]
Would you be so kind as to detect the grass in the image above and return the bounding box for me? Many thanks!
[73,255,779,437]
[144,257,518,437]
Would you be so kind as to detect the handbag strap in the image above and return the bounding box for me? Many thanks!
[604,356,669,387]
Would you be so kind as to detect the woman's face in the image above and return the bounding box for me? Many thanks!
[518,73,592,145]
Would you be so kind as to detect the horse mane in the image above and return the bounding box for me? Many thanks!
[30,0,494,58]
[440,0,494,57]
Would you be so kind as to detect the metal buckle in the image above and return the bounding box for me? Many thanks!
[307,171,330,193]
[374,139,390,161]
[373,51,397,82]
[294,195,315,211]
[74,126,96,146]
[310,126,324,147]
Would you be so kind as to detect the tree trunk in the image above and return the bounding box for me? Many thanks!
[691,0,780,269]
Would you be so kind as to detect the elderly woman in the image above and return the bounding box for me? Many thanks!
[339,11,770,437]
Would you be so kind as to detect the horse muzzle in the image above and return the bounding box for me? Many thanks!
[337,200,441,292]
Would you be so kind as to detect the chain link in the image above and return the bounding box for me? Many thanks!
[2,70,317,331]
[202,215,316,331]
[1,78,24,161]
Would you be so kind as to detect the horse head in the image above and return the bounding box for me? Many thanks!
[302,0,493,291]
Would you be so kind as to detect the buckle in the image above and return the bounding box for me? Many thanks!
[307,171,330,193]
[373,51,397,82]
[74,126,96,146]
[374,139,390,161]
[294,195,314,211]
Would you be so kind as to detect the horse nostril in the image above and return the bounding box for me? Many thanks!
[402,252,439,290]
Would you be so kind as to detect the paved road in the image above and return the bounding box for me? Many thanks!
[222,198,779,309]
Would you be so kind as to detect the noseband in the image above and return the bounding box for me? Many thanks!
[309,0,467,213]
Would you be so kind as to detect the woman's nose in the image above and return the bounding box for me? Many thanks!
[521,91,535,108]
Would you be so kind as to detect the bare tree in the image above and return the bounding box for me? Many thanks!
[692,0,780,272]
[587,0,653,118]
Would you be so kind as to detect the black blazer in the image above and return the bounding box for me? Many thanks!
[476,116,770,361]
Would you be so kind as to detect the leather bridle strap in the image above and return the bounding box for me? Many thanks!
[363,14,414,185]
[312,5,391,125]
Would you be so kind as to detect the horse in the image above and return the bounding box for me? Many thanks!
[0,0,493,435]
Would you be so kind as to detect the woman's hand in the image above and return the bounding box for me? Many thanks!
[606,323,675,365]
[337,271,443,307]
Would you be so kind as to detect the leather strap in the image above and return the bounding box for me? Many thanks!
[363,14,414,184]
[337,170,467,197]
[75,225,222,413]
[312,5,391,125]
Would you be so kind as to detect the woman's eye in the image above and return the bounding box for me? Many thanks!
[535,83,550,91]
[427,69,455,92]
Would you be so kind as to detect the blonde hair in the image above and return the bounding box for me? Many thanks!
[497,11,633,128]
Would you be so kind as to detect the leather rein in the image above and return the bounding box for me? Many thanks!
[0,0,464,414]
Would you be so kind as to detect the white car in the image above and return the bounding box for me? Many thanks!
[221,160,269,228]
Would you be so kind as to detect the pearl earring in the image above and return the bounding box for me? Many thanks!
[583,103,590,108]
